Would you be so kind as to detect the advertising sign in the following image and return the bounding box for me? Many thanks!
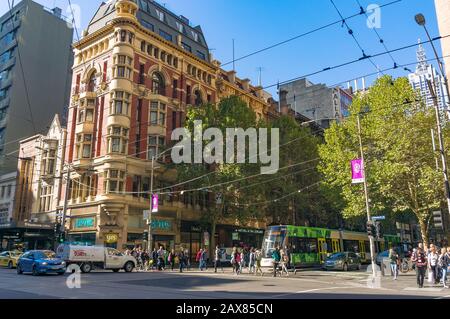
[151,194,158,213]
[351,159,365,184]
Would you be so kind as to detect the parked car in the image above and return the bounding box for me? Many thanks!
[376,250,389,266]
[0,251,22,269]
[56,244,136,273]
[17,250,66,276]
[322,252,361,271]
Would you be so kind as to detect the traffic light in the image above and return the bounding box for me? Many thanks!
[433,211,444,230]
[142,230,149,241]
[375,222,383,239]
[58,232,65,243]
[366,222,375,237]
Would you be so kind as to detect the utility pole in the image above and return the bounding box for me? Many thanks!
[61,164,71,241]
[357,114,377,280]
[147,156,155,253]
[427,79,450,218]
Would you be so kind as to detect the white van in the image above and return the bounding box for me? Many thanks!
[56,245,136,273]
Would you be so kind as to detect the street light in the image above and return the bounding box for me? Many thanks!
[415,13,450,223]
[300,118,337,127]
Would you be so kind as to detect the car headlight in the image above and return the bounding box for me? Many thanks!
[41,262,48,266]
[61,261,66,266]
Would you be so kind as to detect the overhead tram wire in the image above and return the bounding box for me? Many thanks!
[355,0,399,70]
[221,0,402,67]
[7,0,36,133]
[330,0,383,75]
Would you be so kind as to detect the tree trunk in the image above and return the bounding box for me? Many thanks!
[418,217,429,246]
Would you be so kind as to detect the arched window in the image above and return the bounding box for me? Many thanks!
[194,90,203,106]
[87,72,96,92]
[152,72,165,95]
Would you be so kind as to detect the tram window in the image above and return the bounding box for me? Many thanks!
[326,239,333,253]
[288,238,318,253]
[343,240,359,253]
[364,241,370,252]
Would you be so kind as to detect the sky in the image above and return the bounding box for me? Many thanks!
[0,0,443,97]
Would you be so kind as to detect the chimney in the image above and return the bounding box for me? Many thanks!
[52,7,62,18]
[362,77,366,91]
[242,78,250,91]
[280,89,290,115]
[227,70,236,83]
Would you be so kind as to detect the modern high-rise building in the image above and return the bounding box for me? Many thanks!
[279,78,353,129]
[62,0,272,252]
[0,0,74,173]
[408,40,449,113]
[435,0,450,83]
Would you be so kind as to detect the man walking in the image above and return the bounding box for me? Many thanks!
[413,246,428,288]
[214,245,224,273]
[272,246,281,277]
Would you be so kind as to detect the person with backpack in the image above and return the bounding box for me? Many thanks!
[178,248,186,273]
[414,246,428,288]
[200,248,208,271]
[272,246,281,277]
[389,248,399,280]
[214,245,224,273]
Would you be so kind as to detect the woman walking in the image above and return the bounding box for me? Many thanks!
[280,249,289,276]
[388,248,399,280]
[438,247,450,288]
[255,249,264,276]
[428,244,439,285]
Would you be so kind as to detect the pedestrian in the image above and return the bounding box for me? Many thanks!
[157,246,165,271]
[239,250,245,274]
[280,249,289,276]
[388,248,399,280]
[272,246,281,277]
[200,248,207,271]
[178,248,186,273]
[255,249,263,276]
[151,248,158,270]
[248,248,256,274]
[168,249,176,271]
[231,247,240,275]
[244,249,250,272]
[428,244,439,285]
[214,245,224,273]
[414,246,428,288]
[196,248,203,269]
[438,247,450,288]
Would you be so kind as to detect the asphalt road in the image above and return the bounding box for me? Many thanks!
[0,266,449,299]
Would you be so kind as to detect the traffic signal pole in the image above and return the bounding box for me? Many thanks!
[60,164,71,242]
[357,114,377,280]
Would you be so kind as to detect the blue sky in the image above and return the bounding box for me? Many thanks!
[0,0,443,97]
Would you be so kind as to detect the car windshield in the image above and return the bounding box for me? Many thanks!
[328,253,345,260]
[35,251,56,259]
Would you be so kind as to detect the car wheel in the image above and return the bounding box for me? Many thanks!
[124,261,134,273]
[80,263,92,273]
[32,265,39,276]
[8,261,13,269]
[16,264,23,274]
[343,263,348,272]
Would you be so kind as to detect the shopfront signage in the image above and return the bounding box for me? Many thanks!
[233,228,264,235]
[151,220,172,231]
[74,217,95,229]
[105,233,118,244]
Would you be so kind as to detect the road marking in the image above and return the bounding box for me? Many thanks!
[404,287,444,292]
[271,286,357,298]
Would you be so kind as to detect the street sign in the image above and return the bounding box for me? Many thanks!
[372,216,385,221]
[143,210,150,220]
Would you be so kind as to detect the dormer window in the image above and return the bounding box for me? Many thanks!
[176,21,183,33]
[155,9,164,22]
[191,31,198,42]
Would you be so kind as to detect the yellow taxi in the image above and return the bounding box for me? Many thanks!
[0,251,22,269]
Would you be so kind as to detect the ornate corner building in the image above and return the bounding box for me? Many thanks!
[62,0,274,253]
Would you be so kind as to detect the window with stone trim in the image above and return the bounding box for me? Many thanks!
[149,101,166,126]
[103,170,125,194]
[75,133,93,159]
[110,91,131,116]
[107,126,128,154]
[147,135,165,160]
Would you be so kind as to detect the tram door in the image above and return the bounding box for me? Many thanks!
[317,238,327,263]
[332,239,340,253]
[358,241,366,262]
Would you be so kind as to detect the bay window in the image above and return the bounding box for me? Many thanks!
[107,126,128,154]
[103,170,125,194]
[150,101,166,126]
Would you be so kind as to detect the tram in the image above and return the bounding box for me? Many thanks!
[260,225,401,268]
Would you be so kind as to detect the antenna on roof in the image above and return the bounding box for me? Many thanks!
[232,39,235,71]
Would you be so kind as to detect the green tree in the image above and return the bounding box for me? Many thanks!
[318,76,442,244]
[176,96,264,256]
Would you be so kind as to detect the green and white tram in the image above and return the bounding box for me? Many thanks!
[260,225,401,268]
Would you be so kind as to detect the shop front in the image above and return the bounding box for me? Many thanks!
[180,221,203,262]
[68,216,97,245]
[151,218,176,251]
[217,225,265,249]
[0,221,55,251]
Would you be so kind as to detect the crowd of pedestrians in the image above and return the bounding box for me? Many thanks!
[124,245,190,272]
[410,243,450,288]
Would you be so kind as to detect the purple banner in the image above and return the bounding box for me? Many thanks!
[151,194,159,213]
[351,159,364,184]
